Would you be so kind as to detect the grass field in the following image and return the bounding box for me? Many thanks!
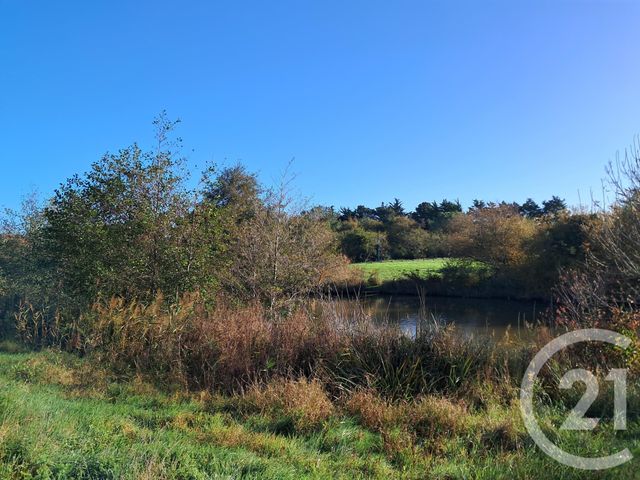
[351,258,451,282]
[0,348,638,479]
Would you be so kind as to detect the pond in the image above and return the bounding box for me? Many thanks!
[334,295,550,340]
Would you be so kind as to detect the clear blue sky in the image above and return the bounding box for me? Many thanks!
[2,1,640,211]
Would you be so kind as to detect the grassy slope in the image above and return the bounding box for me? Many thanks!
[0,350,638,479]
[351,258,452,282]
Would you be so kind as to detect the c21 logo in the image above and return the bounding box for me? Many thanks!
[520,329,633,470]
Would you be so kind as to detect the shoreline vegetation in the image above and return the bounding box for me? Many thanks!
[3,295,639,479]
[0,320,638,479]
[0,117,639,478]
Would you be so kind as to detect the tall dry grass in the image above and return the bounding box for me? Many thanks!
[73,293,537,400]
[85,293,348,391]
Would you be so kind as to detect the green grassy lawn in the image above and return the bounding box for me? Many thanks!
[351,258,451,282]
[0,349,637,479]
[351,258,453,282]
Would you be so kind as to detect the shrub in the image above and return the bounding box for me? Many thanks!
[344,390,399,432]
[446,205,537,270]
[243,377,335,432]
[339,226,387,262]
[408,395,467,439]
[344,389,469,456]
[439,258,491,288]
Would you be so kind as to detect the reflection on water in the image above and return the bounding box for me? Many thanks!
[335,295,548,340]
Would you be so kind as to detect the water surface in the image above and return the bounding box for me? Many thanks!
[336,295,548,340]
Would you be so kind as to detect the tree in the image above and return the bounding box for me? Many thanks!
[411,201,440,229]
[0,194,49,305]
[411,199,461,231]
[338,207,355,221]
[0,267,6,299]
[339,225,386,262]
[519,198,543,218]
[447,204,537,269]
[224,170,349,312]
[470,199,486,211]
[0,194,67,338]
[385,216,428,259]
[374,202,395,223]
[439,199,462,215]
[526,213,590,293]
[557,142,640,326]
[203,164,260,216]
[390,198,405,216]
[40,112,217,306]
[542,196,567,216]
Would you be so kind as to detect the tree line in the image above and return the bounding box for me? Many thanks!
[1,114,639,340]
[0,113,592,327]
